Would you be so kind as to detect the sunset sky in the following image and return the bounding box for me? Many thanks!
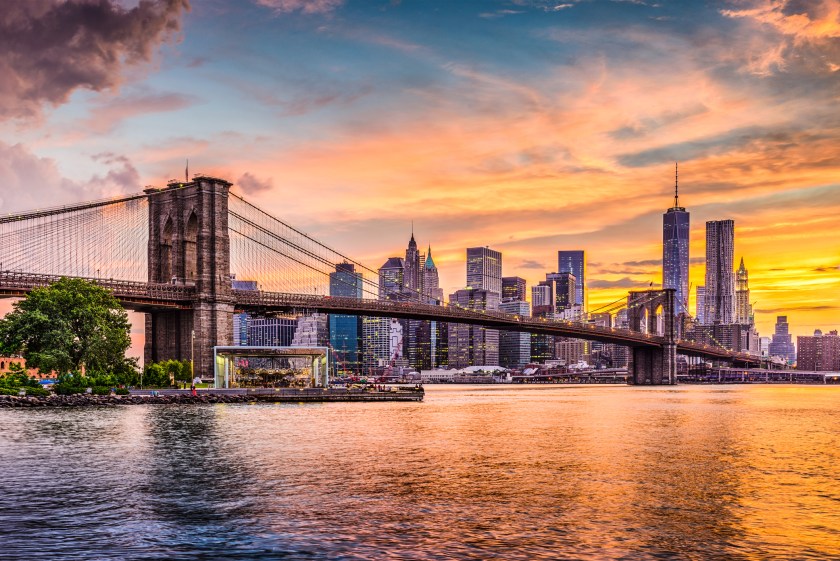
[1,0,838,353]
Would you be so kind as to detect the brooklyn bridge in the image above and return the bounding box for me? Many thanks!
[0,177,759,385]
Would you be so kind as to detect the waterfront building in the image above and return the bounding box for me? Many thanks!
[530,281,555,363]
[499,300,530,368]
[362,317,390,371]
[797,330,840,371]
[735,258,752,325]
[502,276,527,302]
[662,166,690,316]
[448,288,499,368]
[231,277,258,345]
[248,317,297,347]
[695,286,706,325]
[291,314,329,347]
[760,336,770,357]
[329,262,363,373]
[704,220,735,324]
[768,316,797,364]
[558,250,587,314]
[466,247,502,299]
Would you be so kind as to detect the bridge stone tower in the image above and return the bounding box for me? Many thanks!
[144,177,234,378]
[626,288,677,385]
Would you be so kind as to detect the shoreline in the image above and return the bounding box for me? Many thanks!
[0,388,424,407]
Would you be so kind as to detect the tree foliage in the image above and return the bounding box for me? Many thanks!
[0,278,133,375]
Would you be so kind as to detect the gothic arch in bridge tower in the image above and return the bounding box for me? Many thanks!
[160,216,174,281]
[184,210,198,283]
[654,304,664,336]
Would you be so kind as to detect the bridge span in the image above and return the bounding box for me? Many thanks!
[0,176,759,384]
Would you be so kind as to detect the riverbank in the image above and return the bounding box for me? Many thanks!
[0,388,424,407]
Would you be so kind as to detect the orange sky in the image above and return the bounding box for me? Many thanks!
[0,0,838,354]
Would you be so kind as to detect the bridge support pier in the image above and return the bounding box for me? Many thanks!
[144,177,234,381]
[628,343,677,385]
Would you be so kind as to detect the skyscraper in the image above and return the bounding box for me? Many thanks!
[501,276,527,302]
[735,258,752,325]
[558,251,586,314]
[695,286,706,325]
[404,230,422,297]
[423,246,444,304]
[768,316,796,364]
[704,219,735,324]
[662,164,690,315]
[448,288,500,367]
[329,262,363,373]
[466,247,502,300]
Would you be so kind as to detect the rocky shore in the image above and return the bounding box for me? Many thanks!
[0,394,257,407]
[0,389,424,407]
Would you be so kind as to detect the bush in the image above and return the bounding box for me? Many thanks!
[22,386,50,397]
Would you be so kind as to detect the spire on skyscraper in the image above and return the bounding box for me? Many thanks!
[674,161,679,208]
[425,245,436,269]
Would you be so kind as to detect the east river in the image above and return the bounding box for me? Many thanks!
[1,385,839,560]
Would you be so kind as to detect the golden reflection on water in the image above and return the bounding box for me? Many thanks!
[2,384,839,560]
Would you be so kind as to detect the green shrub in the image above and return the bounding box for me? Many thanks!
[22,386,50,397]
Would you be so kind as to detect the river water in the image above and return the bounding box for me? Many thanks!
[1,384,839,560]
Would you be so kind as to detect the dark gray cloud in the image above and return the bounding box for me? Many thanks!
[237,172,274,194]
[588,277,653,289]
[0,0,190,120]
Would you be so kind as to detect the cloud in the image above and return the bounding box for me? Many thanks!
[237,172,274,194]
[0,142,140,213]
[756,305,840,313]
[0,0,190,121]
[588,277,654,289]
[721,0,840,75]
[256,0,343,14]
[80,91,198,134]
[519,259,547,269]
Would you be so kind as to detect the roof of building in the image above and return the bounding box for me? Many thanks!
[424,245,436,269]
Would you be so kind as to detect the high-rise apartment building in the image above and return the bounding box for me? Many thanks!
[499,300,531,368]
[797,330,840,371]
[704,219,735,324]
[329,262,364,373]
[768,316,796,364]
[662,166,690,315]
[466,247,502,299]
[558,250,586,313]
[695,286,706,325]
[448,288,500,367]
[735,258,752,325]
[379,257,406,300]
[502,276,527,302]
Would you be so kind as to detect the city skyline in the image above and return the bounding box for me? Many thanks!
[0,0,837,345]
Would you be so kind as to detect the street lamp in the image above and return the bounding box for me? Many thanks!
[191,329,195,384]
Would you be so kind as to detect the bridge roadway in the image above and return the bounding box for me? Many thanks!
[0,272,759,365]
[235,290,760,365]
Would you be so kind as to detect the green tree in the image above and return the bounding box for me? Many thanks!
[0,278,133,375]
